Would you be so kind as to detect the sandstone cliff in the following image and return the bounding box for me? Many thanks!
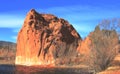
[15,9,81,66]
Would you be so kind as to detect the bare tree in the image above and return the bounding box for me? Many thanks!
[99,18,120,35]
[86,26,119,72]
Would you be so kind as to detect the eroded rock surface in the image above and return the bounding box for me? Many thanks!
[15,9,81,66]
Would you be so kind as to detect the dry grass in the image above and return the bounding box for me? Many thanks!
[98,53,120,74]
[98,71,120,74]
[0,60,15,65]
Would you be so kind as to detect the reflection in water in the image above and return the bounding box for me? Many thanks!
[0,65,93,74]
[0,65,15,74]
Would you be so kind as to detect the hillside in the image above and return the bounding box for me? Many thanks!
[0,41,16,65]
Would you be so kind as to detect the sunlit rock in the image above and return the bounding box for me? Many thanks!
[15,9,81,66]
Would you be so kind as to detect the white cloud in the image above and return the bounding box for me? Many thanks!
[0,15,24,28]
[73,24,92,32]
[12,28,21,33]
[12,36,17,40]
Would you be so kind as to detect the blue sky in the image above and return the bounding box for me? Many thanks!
[0,0,120,42]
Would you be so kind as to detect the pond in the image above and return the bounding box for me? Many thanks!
[0,65,94,74]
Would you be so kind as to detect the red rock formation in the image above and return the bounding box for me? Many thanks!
[15,9,81,66]
[77,37,91,55]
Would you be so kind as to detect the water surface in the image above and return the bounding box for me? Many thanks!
[0,65,93,74]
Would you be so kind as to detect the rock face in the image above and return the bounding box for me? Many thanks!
[77,36,91,55]
[15,9,81,66]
